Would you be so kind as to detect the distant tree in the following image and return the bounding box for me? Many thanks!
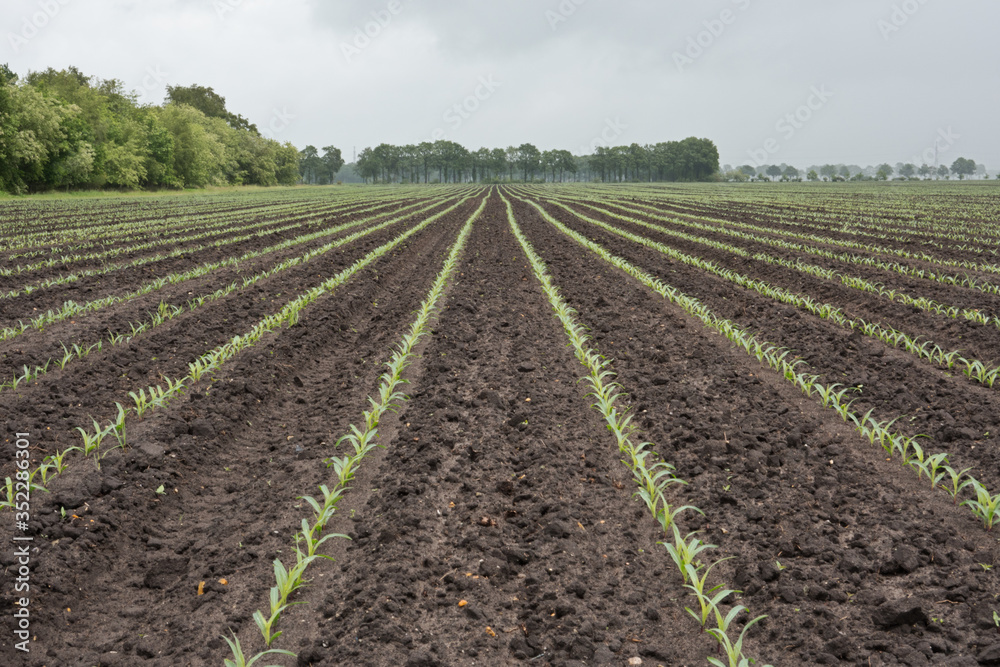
[541,150,558,182]
[355,147,379,183]
[765,165,782,181]
[505,146,518,181]
[516,143,541,181]
[806,170,819,181]
[838,165,851,179]
[299,145,322,183]
[738,165,757,178]
[936,164,950,180]
[322,145,345,180]
[950,157,976,179]
[819,164,837,180]
[918,164,932,179]
[299,145,344,184]
[876,163,893,180]
[470,147,490,182]
[489,148,507,181]
[899,163,916,178]
[782,165,799,180]
[555,149,576,181]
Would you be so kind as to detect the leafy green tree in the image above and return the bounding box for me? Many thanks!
[782,165,799,180]
[298,145,343,185]
[0,66,299,193]
[274,142,301,185]
[937,164,950,179]
[806,170,819,181]
[0,84,74,192]
[322,146,345,182]
[166,84,258,134]
[489,148,508,181]
[950,157,976,179]
[899,163,916,178]
[356,146,379,183]
[555,149,577,181]
[102,115,149,189]
[918,164,932,179]
[158,103,226,187]
[765,165,782,181]
[516,143,541,181]
[0,63,17,85]
[299,145,323,184]
[541,150,558,182]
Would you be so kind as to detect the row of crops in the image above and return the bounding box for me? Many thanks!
[1,182,999,665]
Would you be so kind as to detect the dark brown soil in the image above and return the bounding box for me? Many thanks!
[1,187,999,667]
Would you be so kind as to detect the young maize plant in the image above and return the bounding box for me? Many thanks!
[75,418,109,464]
[502,192,772,667]
[129,388,153,419]
[664,524,718,585]
[42,446,79,478]
[108,402,128,451]
[685,558,738,629]
[961,480,1000,530]
[0,478,14,512]
[912,452,951,488]
[57,343,74,369]
[240,195,487,659]
[706,611,769,667]
[0,461,51,511]
[222,630,295,667]
[941,466,975,503]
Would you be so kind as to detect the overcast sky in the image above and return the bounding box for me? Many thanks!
[4,0,997,169]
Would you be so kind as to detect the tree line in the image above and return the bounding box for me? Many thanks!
[351,137,720,184]
[0,64,721,193]
[0,65,300,194]
[725,158,989,182]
